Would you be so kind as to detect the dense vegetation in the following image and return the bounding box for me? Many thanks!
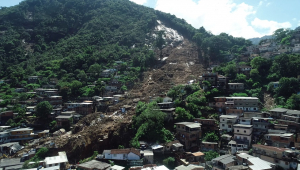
[214,51,300,109]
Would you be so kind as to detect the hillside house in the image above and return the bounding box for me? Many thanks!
[164,140,184,152]
[252,144,298,170]
[28,76,40,83]
[230,124,253,153]
[278,45,293,53]
[113,94,125,102]
[15,88,26,93]
[277,110,300,130]
[9,128,35,142]
[226,109,243,118]
[226,97,259,112]
[211,154,236,170]
[271,81,280,88]
[194,118,218,131]
[220,115,238,132]
[237,66,252,74]
[44,151,68,168]
[103,148,141,160]
[175,122,202,150]
[269,108,289,119]
[56,114,73,128]
[239,117,252,125]
[228,83,244,91]
[140,150,154,164]
[105,85,118,92]
[101,69,116,78]
[264,133,295,148]
[252,117,273,132]
[201,141,218,152]
[0,131,10,144]
[236,153,274,170]
[214,97,226,112]
[199,73,218,86]
[49,78,58,85]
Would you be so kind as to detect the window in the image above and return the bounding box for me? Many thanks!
[228,125,231,128]
[237,130,239,132]
[244,130,246,133]
[222,124,225,127]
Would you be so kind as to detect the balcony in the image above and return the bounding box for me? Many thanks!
[234,138,249,145]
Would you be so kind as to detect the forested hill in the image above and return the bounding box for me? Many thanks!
[0,0,197,82]
[0,0,251,89]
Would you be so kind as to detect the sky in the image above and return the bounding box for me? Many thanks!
[1,0,299,39]
[131,0,300,39]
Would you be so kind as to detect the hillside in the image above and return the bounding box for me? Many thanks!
[0,0,256,167]
[248,35,274,45]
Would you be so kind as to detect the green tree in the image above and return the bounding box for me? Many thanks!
[203,132,219,142]
[175,107,194,122]
[204,151,219,161]
[36,101,53,119]
[163,157,175,169]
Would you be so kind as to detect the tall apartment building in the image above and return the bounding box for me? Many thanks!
[175,122,202,150]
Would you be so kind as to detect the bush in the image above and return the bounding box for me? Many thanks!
[163,157,175,169]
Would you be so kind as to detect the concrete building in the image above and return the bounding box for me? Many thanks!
[264,133,295,148]
[252,117,273,132]
[228,83,244,91]
[252,144,298,170]
[103,148,141,160]
[44,151,68,168]
[175,122,202,150]
[220,115,238,132]
[269,108,289,119]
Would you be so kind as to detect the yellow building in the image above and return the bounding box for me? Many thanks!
[10,127,35,142]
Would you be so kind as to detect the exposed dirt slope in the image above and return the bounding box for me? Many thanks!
[16,36,204,163]
[130,39,204,101]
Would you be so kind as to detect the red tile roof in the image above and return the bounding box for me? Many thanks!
[111,148,141,156]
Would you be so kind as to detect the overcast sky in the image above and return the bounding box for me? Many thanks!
[1,0,299,39]
[131,0,300,39]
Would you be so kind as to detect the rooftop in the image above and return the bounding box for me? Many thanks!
[220,115,237,119]
[44,152,68,165]
[111,148,141,156]
[11,128,33,132]
[56,115,73,119]
[226,97,258,100]
[142,165,169,170]
[252,144,289,152]
[191,152,204,157]
[269,108,289,112]
[248,157,274,170]
[78,160,111,169]
[110,165,125,170]
[175,122,201,128]
[286,110,300,115]
[212,154,235,164]
[175,164,204,170]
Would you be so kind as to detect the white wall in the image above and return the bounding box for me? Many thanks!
[234,128,253,136]
[111,154,125,160]
[105,153,112,159]
[128,152,140,160]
